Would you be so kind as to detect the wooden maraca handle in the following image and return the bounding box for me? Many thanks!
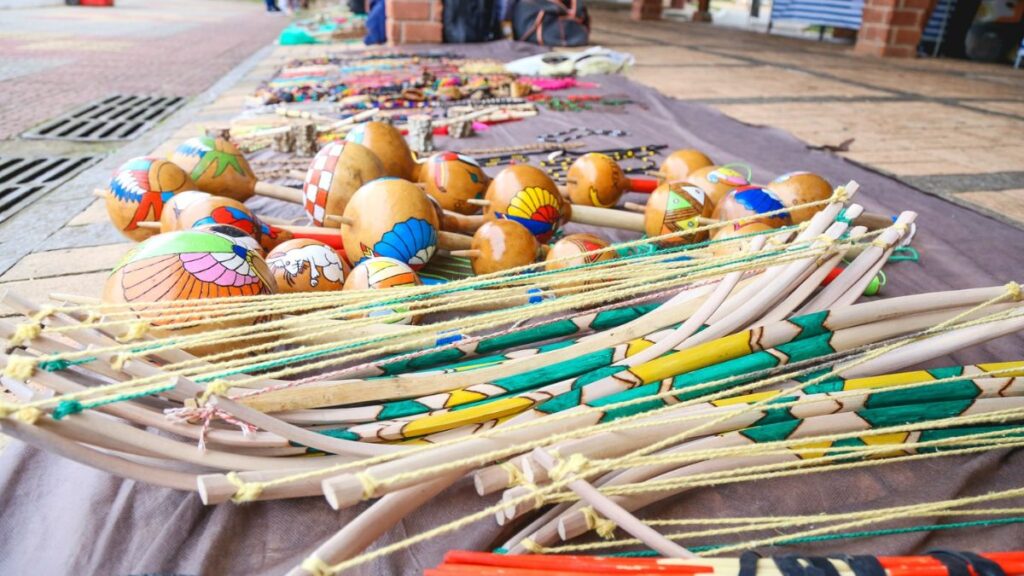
[253,181,303,204]
[273,225,343,250]
[438,230,472,251]
[442,211,484,235]
[570,204,645,232]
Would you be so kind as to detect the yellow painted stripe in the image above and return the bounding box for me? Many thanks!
[631,331,754,384]
[400,397,535,438]
[843,371,935,391]
[713,390,778,407]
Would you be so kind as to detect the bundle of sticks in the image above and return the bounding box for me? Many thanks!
[2,186,1023,575]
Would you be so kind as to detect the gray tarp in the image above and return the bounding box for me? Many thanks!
[2,41,1023,576]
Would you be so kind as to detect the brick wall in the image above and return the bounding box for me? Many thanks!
[855,0,934,57]
[631,0,663,20]
[386,0,443,44]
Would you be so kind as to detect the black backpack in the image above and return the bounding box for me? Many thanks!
[443,0,502,43]
[513,0,590,47]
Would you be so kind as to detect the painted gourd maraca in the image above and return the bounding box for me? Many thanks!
[175,196,292,252]
[342,256,423,325]
[340,178,440,270]
[159,191,212,232]
[105,156,196,241]
[482,165,563,243]
[686,165,749,209]
[467,220,539,275]
[344,121,416,181]
[194,224,265,256]
[302,140,385,227]
[170,136,256,202]
[710,222,774,257]
[712,185,792,230]
[644,181,714,246]
[419,151,489,215]
[267,238,347,293]
[544,233,617,272]
[766,171,833,224]
[566,153,628,208]
[659,149,713,181]
[102,230,277,356]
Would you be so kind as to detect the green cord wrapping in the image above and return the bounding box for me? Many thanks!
[51,383,176,420]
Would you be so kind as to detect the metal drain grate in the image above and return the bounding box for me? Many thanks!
[0,155,101,223]
[22,94,186,142]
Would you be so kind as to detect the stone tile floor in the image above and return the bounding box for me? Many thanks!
[588,6,1024,226]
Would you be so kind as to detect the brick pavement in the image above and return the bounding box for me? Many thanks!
[0,0,287,140]
[588,6,1024,226]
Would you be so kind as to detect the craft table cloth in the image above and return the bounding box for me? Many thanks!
[2,42,1023,576]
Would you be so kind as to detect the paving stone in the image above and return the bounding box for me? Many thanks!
[956,189,1024,222]
[36,221,128,251]
[0,242,130,282]
[66,199,109,227]
[0,271,109,307]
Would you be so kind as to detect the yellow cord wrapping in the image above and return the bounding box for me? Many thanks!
[548,453,590,482]
[580,506,617,539]
[500,461,526,487]
[300,556,332,576]
[226,471,263,503]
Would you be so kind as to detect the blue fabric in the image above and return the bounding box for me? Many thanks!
[770,0,864,30]
[365,0,387,45]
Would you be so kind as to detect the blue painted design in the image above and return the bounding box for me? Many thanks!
[734,187,789,219]
[371,217,438,267]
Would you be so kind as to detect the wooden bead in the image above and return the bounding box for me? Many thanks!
[544,233,617,271]
[342,256,423,325]
[170,136,257,202]
[467,220,539,275]
[104,156,196,242]
[419,151,490,215]
[710,222,774,257]
[267,238,348,293]
[194,224,265,257]
[302,140,385,227]
[340,178,441,270]
[102,230,277,356]
[766,171,833,224]
[175,196,291,252]
[685,165,749,209]
[344,121,416,181]
[483,165,563,243]
[566,153,627,208]
[644,182,715,246]
[659,149,713,181]
[712,185,793,230]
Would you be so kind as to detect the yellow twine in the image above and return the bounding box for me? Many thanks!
[226,472,263,503]
[519,538,543,553]
[300,556,333,576]
[580,506,617,539]
[4,356,36,379]
[356,471,380,500]
[548,453,590,481]
[116,321,149,343]
[110,354,129,371]
[500,461,526,487]
[9,322,42,347]
[1006,281,1022,302]
[14,407,42,424]
[198,380,232,405]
